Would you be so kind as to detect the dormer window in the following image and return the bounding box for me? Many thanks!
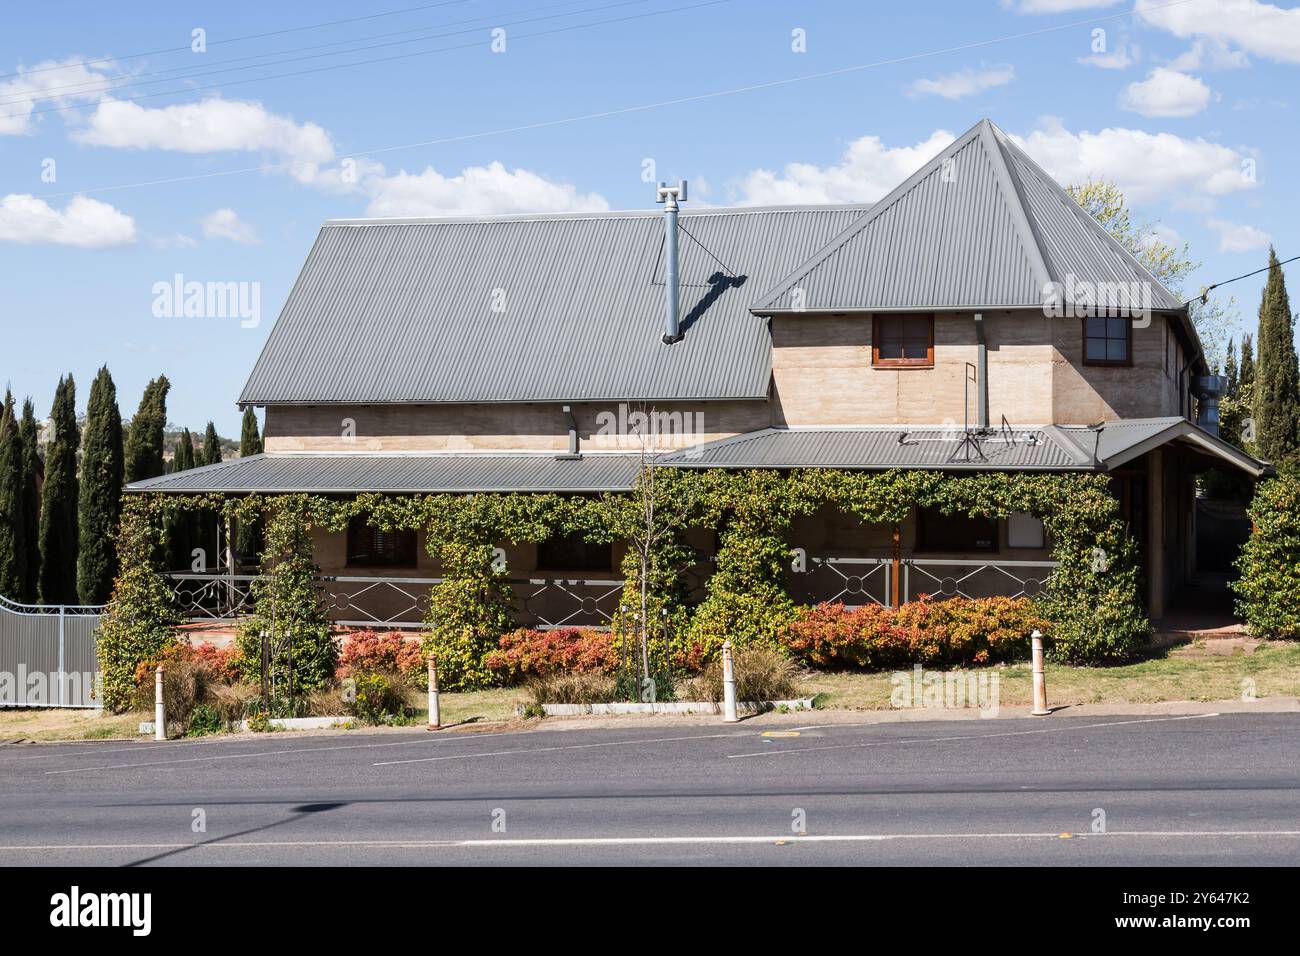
[872,313,934,368]
[1084,315,1131,367]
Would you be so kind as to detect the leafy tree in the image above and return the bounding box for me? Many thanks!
[124,376,170,483]
[17,399,40,602]
[0,392,27,599]
[1251,248,1300,468]
[239,407,262,457]
[38,375,79,604]
[77,367,124,604]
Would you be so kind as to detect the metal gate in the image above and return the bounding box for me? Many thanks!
[0,595,102,708]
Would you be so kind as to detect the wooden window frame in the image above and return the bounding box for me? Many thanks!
[871,313,934,368]
[345,515,418,569]
[1082,315,1133,368]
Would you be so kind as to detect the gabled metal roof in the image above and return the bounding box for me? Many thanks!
[658,426,1095,471]
[238,205,867,407]
[125,453,642,494]
[752,119,1184,314]
[1058,417,1269,476]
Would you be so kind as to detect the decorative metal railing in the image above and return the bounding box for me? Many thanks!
[162,572,629,631]
[790,557,892,608]
[902,558,1058,602]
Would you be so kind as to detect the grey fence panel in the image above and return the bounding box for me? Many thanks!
[0,596,102,708]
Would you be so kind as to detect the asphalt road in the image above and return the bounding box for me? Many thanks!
[1,712,1298,866]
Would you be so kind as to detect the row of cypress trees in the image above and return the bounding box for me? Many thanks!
[0,370,261,606]
[1218,248,1300,472]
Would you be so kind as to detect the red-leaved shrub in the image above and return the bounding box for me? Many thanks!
[133,641,243,687]
[336,630,425,682]
[779,597,1046,670]
[484,628,618,684]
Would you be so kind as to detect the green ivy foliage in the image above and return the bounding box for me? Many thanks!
[106,468,1150,706]
[234,495,337,695]
[1232,475,1300,638]
[96,499,183,711]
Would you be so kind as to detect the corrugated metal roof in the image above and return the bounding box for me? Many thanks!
[1062,417,1268,475]
[126,453,643,493]
[239,205,867,406]
[753,119,1184,313]
[659,426,1096,471]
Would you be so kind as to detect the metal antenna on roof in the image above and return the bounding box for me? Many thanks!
[656,180,688,344]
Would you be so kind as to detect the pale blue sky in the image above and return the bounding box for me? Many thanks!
[1,0,1294,435]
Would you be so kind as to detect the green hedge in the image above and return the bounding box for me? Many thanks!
[1232,474,1300,638]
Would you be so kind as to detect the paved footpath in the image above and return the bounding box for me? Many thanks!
[1,709,1298,865]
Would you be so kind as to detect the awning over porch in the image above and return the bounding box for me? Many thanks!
[660,420,1268,477]
[125,452,642,494]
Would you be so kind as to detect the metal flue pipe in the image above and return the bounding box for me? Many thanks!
[656,180,688,344]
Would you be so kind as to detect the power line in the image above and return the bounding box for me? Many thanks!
[1191,255,1300,304]
[0,0,636,109]
[38,0,1207,201]
[4,0,705,123]
[0,0,474,79]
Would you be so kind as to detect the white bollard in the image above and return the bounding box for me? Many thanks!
[721,640,738,723]
[427,655,441,731]
[1030,630,1050,716]
[154,664,166,741]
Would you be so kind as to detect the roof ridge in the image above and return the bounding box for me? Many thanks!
[322,203,874,228]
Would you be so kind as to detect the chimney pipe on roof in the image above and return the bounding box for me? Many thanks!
[973,313,989,430]
[656,180,688,344]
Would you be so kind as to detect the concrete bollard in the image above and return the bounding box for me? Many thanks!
[721,640,738,723]
[154,664,166,741]
[1030,630,1050,716]
[427,655,441,731]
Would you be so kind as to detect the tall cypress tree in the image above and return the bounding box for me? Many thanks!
[1240,334,1255,388]
[164,429,196,570]
[202,422,222,465]
[1219,339,1244,450]
[77,366,124,604]
[0,392,26,600]
[18,399,40,603]
[124,375,170,483]
[1252,248,1300,467]
[38,375,79,604]
[236,408,263,564]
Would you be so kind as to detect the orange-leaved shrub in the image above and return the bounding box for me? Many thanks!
[133,641,243,688]
[779,596,1046,670]
[336,629,425,683]
[484,627,618,684]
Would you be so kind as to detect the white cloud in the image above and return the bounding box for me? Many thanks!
[732,129,955,205]
[1166,39,1250,72]
[1119,68,1212,117]
[1078,44,1138,70]
[1007,0,1124,11]
[907,64,1015,100]
[201,207,258,244]
[363,161,609,218]
[1207,218,1271,252]
[0,57,114,135]
[1011,119,1255,203]
[0,193,135,247]
[1137,0,1300,65]
[74,96,335,180]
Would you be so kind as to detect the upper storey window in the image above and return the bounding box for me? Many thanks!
[1084,315,1131,366]
[872,313,934,368]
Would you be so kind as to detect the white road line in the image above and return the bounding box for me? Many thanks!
[2,828,1299,852]
[42,730,524,775]
[726,714,1222,759]
[373,731,747,766]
